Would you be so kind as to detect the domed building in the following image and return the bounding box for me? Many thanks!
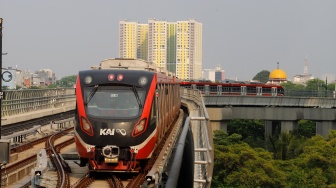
[267,63,287,85]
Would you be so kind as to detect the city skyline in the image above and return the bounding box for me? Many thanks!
[1,1,336,81]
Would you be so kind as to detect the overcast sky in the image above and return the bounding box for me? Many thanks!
[1,0,336,81]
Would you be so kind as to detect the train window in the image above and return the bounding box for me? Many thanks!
[205,85,209,95]
[217,85,222,95]
[241,86,247,96]
[84,86,146,118]
[150,96,156,121]
[271,87,277,96]
[256,86,262,96]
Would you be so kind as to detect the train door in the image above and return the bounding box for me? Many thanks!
[271,87,277,96]
[205,85,210,95]
[217,85,222,95]
[241,86,247,96]
[256,86,262,96]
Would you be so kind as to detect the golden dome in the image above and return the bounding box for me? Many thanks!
[269,69,287,79]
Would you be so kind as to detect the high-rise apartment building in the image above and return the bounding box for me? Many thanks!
[175,20,202,80]
[119,20,137,59]
[137,24,148,61]
[148,19,167,70]
[119,19,202,80]
[167,23,177,73]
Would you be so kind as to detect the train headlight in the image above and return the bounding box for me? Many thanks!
[138,76,148,86]
[81,117,94,136]
[133,118,146,136]
[102,145,119,159]
[103,147,111,156]
[84,76,93,84]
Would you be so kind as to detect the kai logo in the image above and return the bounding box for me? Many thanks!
[100,129,126,136]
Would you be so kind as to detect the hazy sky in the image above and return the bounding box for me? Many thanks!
[1,0,336,81]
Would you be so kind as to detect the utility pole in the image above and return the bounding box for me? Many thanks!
[0,17,3,188]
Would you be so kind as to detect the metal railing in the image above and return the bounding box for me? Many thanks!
[1,88,76,117]
[180,88,214,188]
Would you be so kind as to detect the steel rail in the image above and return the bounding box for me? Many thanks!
[48,131,71,188]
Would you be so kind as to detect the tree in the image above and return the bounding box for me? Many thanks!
[306,78,326,91]
[30,86,39,89]
[212,130,289,187]
[56,75,77,87]
[292,120,316,138]
[281,81,305,91]
[252,70,270,83]
[227,119,265,148]
[292,134,336,186]
[47,84,58,88]
[327,83,336,91]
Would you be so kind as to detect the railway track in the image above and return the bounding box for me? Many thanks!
[1,110,75,136]
[2,110,184,187]
[47,130,73,188]
[10,127,73,154]
[0,128,75,186]
[70,110,184,188]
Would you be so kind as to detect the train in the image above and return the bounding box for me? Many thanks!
[74,58,181,172]
[180,80,284,96]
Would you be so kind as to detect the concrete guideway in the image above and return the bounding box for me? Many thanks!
[180,89,214,188]
[2,104,75,126]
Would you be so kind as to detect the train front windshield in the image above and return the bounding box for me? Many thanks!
[84,86,146,118]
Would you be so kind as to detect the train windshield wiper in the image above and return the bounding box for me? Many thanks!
[132,86,142,108]
[85,85,99,105]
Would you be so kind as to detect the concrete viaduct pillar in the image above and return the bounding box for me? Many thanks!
[281,121,298,133]
[264,121,272,138]
[207,107,336,138]
[265,120,299,139]
[210,121,229,132]
[316,121,336,138]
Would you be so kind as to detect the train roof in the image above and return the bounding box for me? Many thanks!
[91,58,175,77]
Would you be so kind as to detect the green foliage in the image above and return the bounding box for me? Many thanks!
[293,134,336,186]
[281,81,305,91]
[212,130,287,187]
[47,84,58,88]
[212,130,336,187]
[56,75,77,87]
[292,120,316,138]
[327,130,336,140]
[252,70,270,83]
[279,78,336,97]
[306,78,326,91]
[30,86,40,89]
[227,119,265,148]
[327,83,336,91]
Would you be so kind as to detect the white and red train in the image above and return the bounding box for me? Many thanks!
[74,58,181,172]
[180,80,284,96]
